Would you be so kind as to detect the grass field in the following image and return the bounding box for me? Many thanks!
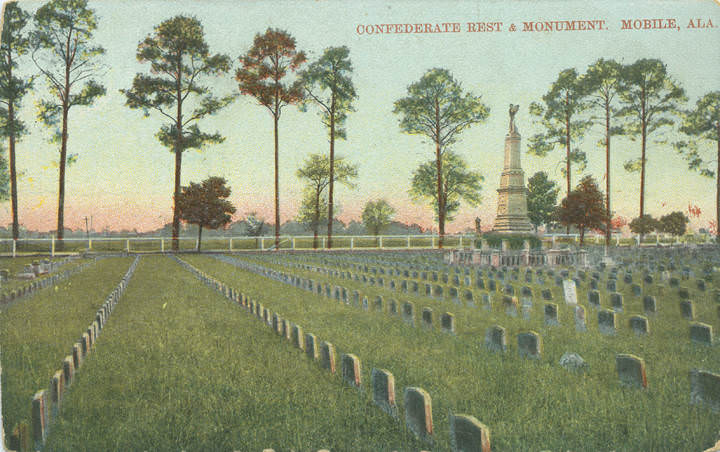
[0,257,134,436]
[41,256,423,451]
[175,252,720,451]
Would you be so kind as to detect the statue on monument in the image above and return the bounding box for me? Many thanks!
[508,104,519,134]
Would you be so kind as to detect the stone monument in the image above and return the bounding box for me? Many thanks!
[492,104,533,233]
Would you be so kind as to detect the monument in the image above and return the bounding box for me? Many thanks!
[492,104,533,233]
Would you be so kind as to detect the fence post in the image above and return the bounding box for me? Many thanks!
[260,238,264,251]
[379,236,383,249]
[431,236,435,248]
[89,238,92,250]
[292,237,295,250]
[322,237,326,249]
[407,236,411,248]
[51,236,55,257]
[350,237,354,249]
[12,239,16,258]
[126,239,130,252]
[161,238,164,253]
[229,237,233,252]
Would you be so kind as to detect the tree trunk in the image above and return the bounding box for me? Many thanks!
[579,227,585,246]
[605,101,611,248]
[274,112,280,250]
[172,149,182,251]
[57,97,69,245]
[197,224,203,251]
[716,123,720,240]
[314,190,320,249]
[565,94,571,235]
[435,100,444,248]
[8,98,18,241]
[327,99,335,249]
[639,100,647,243]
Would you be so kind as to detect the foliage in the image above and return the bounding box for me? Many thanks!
[0,144,10,201]
[556,176,609,245]
[393,67,489,244]
[528,68,592,191]
[629,215,660,235]
[296,188,329,232]
[361,199,396,235]
[245,212,266,237]
[659,211,689,237]
[177,176,236,250]
[0,2,33,140]
[610,215,629,230]
[616,58,687,216]
[526,171,559,230]
[409,151,482,222]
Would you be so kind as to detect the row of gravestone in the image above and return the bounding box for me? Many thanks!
[174,256,492,451]
[0,258,97,306]
[14,256,141,452]
[237,255,720,415]
[225,256,707,347]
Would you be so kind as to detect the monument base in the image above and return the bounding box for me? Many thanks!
[492,215,534,234]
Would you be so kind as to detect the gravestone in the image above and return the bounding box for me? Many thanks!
[590,279,598,290]
[305,333,318,360]
[292,325,305,351]
[544,303,559,326]
[433,285,443,299]
[390,299,398,315]
[481,293,491,311]
[598,310,617,335]
[374,296,383,312]
[629,315,649,335]
[425,284,432,297]
[563,280,577,305]
[503,296,518,317]
[680,300,695,320]
[485,325,506,352]
[559,352,588,373]
[574,305,587,332]
[411,281,419,294]
[697,279,706,292]
[607,280,617,292]
[518,331,542,359]
[541,289,553,300]
[449,414,491,452]
[504,284,515,296]
[404,387,433,442]
[463,290,474,306]
[588,290,600,308]
[403,302,415,326]
[449,287,459,301]
[631,284,642,297]
[422,308,433,329]
[610,292,624,312]
[341,354,362,388]
[690,322,713,345]
[62,356,74,386]
[643,295,657,314]
[488,280,496,292]
[441,312,455,334]
[371,368,397,417]
[678,287,690,300]
[320,342,336,373]
[362,297,369,311]
[616,354,647,388]
[690,369,720,412]
[476,278,485,290]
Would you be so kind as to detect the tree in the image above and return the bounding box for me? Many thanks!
[617,58,686,218]
[1,2,33,240]
[296,153,357,248]
[245,212,265,237]
[659,211,689,237]
[629,215,660,238]
[556,176,608,246]
[296,188,328,247]
[0,145,10,202]
[300,46,357,248]
[410,151,483,225]
[526,171,559,232]
[580,58,624,246]
[177,176,236,251]
[122,16,233,251]
[393,68,489,248]
[237,28,306,250]
[32,0,107,242]
[528,68,592,207]
[362,199,395,236]
[675,91,720,239]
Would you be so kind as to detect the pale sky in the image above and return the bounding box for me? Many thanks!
[1,0,719,233]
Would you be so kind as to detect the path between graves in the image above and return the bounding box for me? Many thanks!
[0,256,136,441]
[183,254,720,451]
[43,255,423,452]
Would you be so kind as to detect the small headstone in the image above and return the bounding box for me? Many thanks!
[404,387,433,442]
[62,356,74,386]
[403,302,415,326]
[544,303,559,326]
[518,331,542,359]
[320,342,336,373]
[643,295,657,314]
[631,284,642,297]
[690,369,720,412]
[305,333,318,360]
[610,292,624,312]
[562,280,577,305]
[341,353,362,388]
[678,287,690,300]
[541,289,552,301]
[433,285,443,299]
[362,297,369,311]
[371,368,397,417]
[606,280,617,292]
[484,325,506,352]
[559,352,588,373]
[390,299,398,315]
[449,414,491,452]
[292,324,305,350]
[441,312,455,334]
[588,290,600,308]
[629,315,649,335]
[680,300,695,320]
[488,280,496,292]
[690,322,713,345]
[463,290,474,306]
[616,354,647,388]
[598,310,617,335]
[422,308,433,329]
[481,293,491,311]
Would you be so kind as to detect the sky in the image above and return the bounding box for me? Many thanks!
[0,0,719,234]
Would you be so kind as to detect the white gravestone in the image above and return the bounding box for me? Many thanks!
[563,279,578,305]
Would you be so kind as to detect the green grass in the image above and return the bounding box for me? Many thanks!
[180,253,720,451]
[43,256,423,452]
[0,257,92,295]
[0,257,134,436]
